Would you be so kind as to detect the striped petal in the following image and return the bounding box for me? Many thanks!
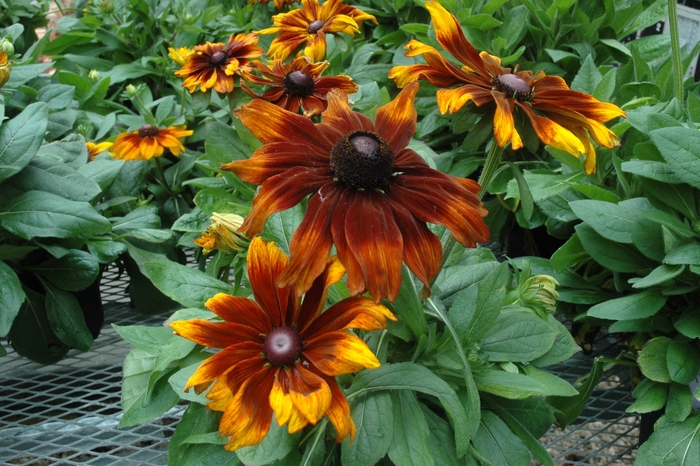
[247,236,293,328]
[375,81,418,151]
[303,331,381,376]
[203,293,270,333]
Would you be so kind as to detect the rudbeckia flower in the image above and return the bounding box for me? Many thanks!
[111,124,193,161]
[241,56,358,116]
[256,0,377,62]
[86,141,113,160]
[174,33,263,94]
[388,1,626,174]
[170,237,395,451]
[223,81,489,303]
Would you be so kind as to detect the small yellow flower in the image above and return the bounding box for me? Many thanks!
[111,124,193,161]
[86,141,113,160]
[194,213,248,254]
[168,46,194,66]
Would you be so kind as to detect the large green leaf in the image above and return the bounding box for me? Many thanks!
[570,200,641,244]
[636,411,700,465]
[387,391,433,466]
[347,362,470,457]
[0,191,111,239]
[575,223,652,273]
[472,411,530,466]
[168,404,239,466]
[587,290,667,321]
[143,259,236,308]
[480,308,558,362]
[387,266,428,340]
[651,128,700,190]
[638,337,673,383]
[341,391,393,466]
[237,419,300,465]
[0,261,25,337]
[0,103,49,183]
[29,249,99,292]
[43,282,93,352]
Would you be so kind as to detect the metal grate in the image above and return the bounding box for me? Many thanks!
[1,265,639,465]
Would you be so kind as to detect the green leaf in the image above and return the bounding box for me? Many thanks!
[387,266,428,340]
[30,249,99,292]
[667,341,700,385]
[665,243,700,266]
[587,290,667,321]
[474,368,558,399]
[463,14,502,30]
[194,188,247,215]
[551,234,589,272]
[77,158,125,191]
[520,365,577,397]
[347,362,470,457]
[237,418,300,465]
[481,308,558,362]
[575,223,652,273]
[472,411,530,466]
[547,358,605,426]
[113,205,161,232]
[621,160,679,183]
[419,406,462,466]
[0,191,111,240]
[666,383,693,423]
[627,378,668,414]
[435,261,500,306]
[632,264,685,289]
[636,411,700,466]
[570,55,602,94]
[531,316,581,367]
[0,261,25,337]
[262,204,304,255]
[113,324,175,354]
[0,102,49,183]
[638,336,673,383]
[143,259,236,308]
[168,404,240,466]
[38,84,75,110]
[387,391,433,466]
[459,262,510,344]
[341,391,393,466]
[674,308,700,339]
[651,127,700,190]
[4,157,102,202]
[43,282,93,352]
[570,200,640,244]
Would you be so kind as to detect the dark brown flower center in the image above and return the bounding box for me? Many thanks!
[209,51,227,66]
[263,327,303,367]
[329,131,394,190]
[493,74,533,101]
[308,20,325,34]
[138,124,159,138]
[283,70,315,97]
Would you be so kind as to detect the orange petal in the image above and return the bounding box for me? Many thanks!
[247,237,292,328]
[219,371,275,450]
[331,190,366,296]
[518,103,586,157]
[374,81,418,152]
[277,183,342,298]
[304,31,328,62]
[184,342,263,390]
[344,191,403,303]
[296,255,346,333]
[321,88,374,134]
[169,319,261,348]
[304,331,381,376]
[288,364,332,424]
[204,293,271,333]
[270,372,310,433]
[324,376,356,442]
[436,85,493,114]
[303,296,396,336]
[491,90,519,149]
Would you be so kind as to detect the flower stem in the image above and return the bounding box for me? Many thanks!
[154,157,173,195]
[668,0,684,105]
[478,142,505,200]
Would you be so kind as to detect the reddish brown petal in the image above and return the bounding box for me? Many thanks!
[302,296,396,337]
[235,98,333,151]
[170,319,262,348]
[277,183,343,297]
[296,256,346,333]
[323,376,356,441]
[313,75,358,96]
[331,190,366,296]
[344,191,403,303]
[224,355,276,398]
[203,293,271,333]
[247,237,292,328]
[321,89,374,134]
[222,143,329,185]
[184,342,262,390]
[299,95,327,117]
[389,201,442,293]
[239,166,332,236]
[375,81,419,151]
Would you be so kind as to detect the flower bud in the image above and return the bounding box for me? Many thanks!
[194,212,248,254]
[125,84,139,98]
[88,69,100,82]
[0,52,12,89]
[0,38,14,56]
[100,0,114,14]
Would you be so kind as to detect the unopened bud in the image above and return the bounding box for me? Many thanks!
[88,69,100,83]
[0,38,14,56]
[125,84,139,98]
[194,212,248,254]
[100,0,114,14]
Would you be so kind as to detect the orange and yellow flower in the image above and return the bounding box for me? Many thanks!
[174,33,263,94]
[241,56,358,116]
[111,124,193,161]
[86,141,113,160]
[170,237,395,451]
[223,82,489,303]
[388,2,626,174]
[256,0,377,62]
[0,51,12,89]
